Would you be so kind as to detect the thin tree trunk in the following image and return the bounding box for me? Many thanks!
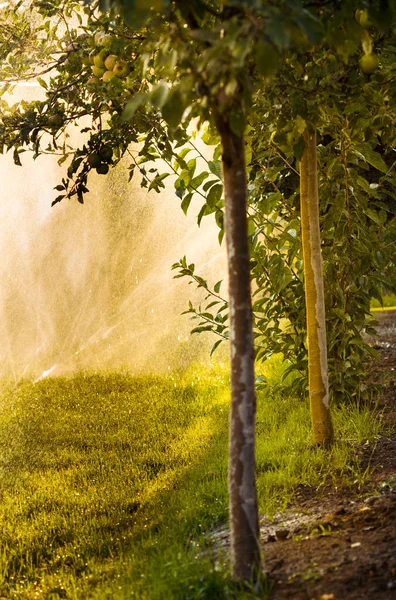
[300,129,334,447]
[215,112,261,581]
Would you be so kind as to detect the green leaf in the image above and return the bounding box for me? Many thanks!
[122,93,146,121]
[245,144,252,166]
[190,171,209,189]
[51,194,65,206]
[178,169,192,186]
[215,209,224,230]
[248,220,258,238]
[197,203,216,225]
[36,77,48,89]
[208,160,222,179]
[356,176,371,193]
[207,184,223,207]
[203,179,219,192]
[105,1,160,29]
[206,301,220,309]
[187,158,197,178]
[210,339,224,357]
[294,9,323,45]
[181,193,193,215]
[255,41,279,78]
[365,208,383,225]
[13,148,22,166]
[326,157,342,180]
[148,172,170,191]
[229,105,246,136]
[294,115,306,134]
[174,148,191,171]
[191,325,213,334]
[267,14,291,49]
[214,144,222,161]
[178,148,192,160]
[202,124,219,146]
[162,88,184,130]
[358,144,388,173]
[214,280,222,294]
[332,308,351,322]
[149,83,168,108]
[293,135,306,161]
[366,345,380,360]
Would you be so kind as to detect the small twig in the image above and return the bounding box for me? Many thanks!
[271,145,300,175]
[377,159,396,191]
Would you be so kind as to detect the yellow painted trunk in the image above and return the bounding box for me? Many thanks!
[300,130,334,447]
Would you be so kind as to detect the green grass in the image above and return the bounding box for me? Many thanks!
[370,292,396,309]
[0,360,384,599]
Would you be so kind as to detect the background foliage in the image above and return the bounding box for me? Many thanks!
[0,0,395,405]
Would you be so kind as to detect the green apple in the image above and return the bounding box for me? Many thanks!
[96,163,109,175]
[88,153,102,168]
[93,49,108,68]
[99,145,113,161]
[48,114,63,127]
[95,32,112,47]
[113,60,130,78]
[101,34,113,47]
[94,31,105,46]
[92,66,105,78]
[359,53,379,74]
[102,70,117,83]
[104,54,118,70]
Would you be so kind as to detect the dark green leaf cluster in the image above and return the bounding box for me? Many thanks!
[172,256,229,356]
[174,19,396,404]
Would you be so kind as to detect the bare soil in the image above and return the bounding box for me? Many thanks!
[263,310,396,600]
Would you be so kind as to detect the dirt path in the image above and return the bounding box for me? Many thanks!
[265,310,396,600]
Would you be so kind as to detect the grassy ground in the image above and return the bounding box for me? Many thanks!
[371,292,396,310]
[0,359,383,599]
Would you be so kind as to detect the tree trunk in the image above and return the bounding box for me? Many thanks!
[215,112,261,581]
[300,129,334,447]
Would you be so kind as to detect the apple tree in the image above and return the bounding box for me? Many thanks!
[1,0,395,583]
